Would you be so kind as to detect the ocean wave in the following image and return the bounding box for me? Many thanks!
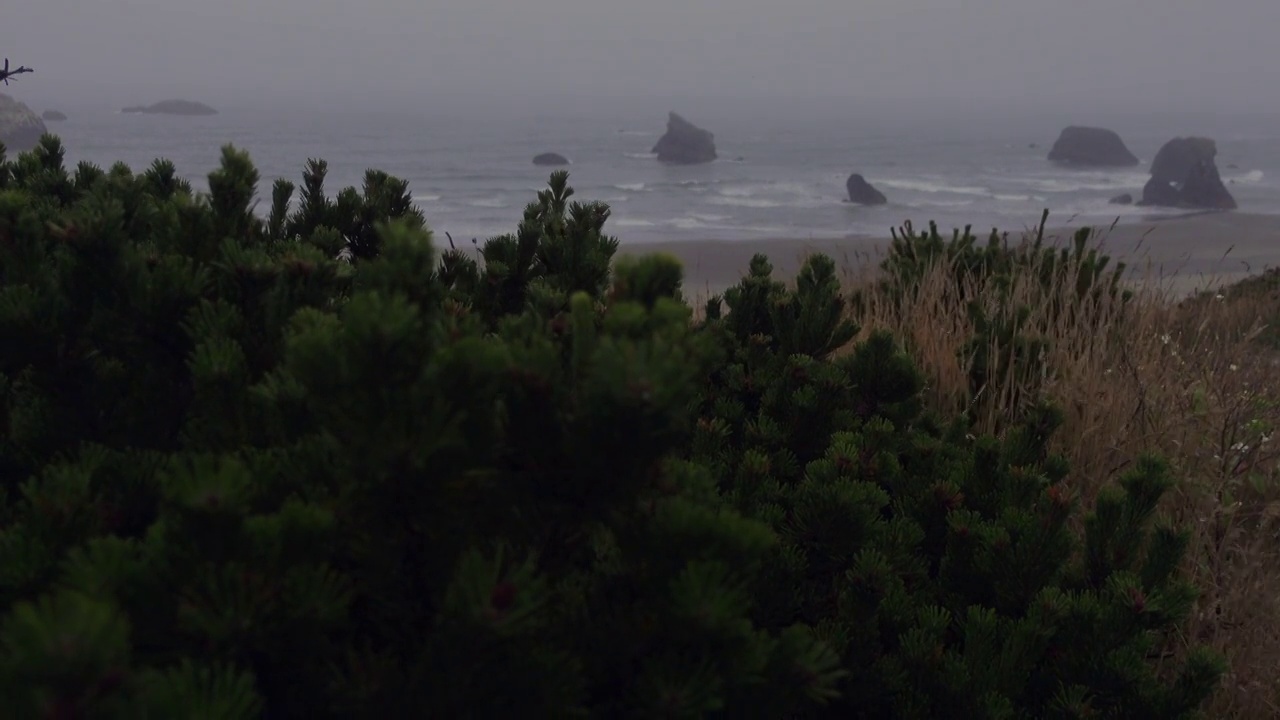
[614,182,648,192]
[670,217,720,230]
[914,199,977,209]
[706,196,784,209]
[623,152,659,160]
[1021,173,1148,193]
[613,218,657,228]
[644,179,717,192]
[1229,169,1265,184]
[466,197,507,208]
[617,130,656,137]
[413,194,442,202]
[876,178,991,197]
[709,181,831,208]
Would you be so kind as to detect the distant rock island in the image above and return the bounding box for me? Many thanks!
[1047,126,1139,167]
[845,174,888,205]
[41,109,67,122]
[121,100,218,116]
[1139,137,1236,210]
[532,152,570,167]
[651,112,716,164]
[0,93,47,153]
[1147,137,1217,184]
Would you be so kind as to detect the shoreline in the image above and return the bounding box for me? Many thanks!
[616,211,1280,299]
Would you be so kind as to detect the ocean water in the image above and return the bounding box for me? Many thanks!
[34,101,1280,245]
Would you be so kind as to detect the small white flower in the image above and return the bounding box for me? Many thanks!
[1215,293,1225,301]
[1160,333,1171,345]
[1230,364,1239,372]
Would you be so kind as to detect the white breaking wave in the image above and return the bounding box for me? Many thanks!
[992,193,1048,203]
[1023,175,1147,193]
[877,178,991,197]
[612,218,657,228]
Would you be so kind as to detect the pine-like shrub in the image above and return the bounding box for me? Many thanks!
[695,255,1221,717]
[0,139,1223,718]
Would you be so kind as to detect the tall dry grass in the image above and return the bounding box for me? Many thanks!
[846,227,1280,717]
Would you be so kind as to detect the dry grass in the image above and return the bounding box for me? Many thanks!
[841,226,1280,717]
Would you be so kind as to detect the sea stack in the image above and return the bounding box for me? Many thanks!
[845,174,888,205]
[1047,126,1140,167]
[532,152,570,167]
[1138,137,1236,210]
[651,112,717,164]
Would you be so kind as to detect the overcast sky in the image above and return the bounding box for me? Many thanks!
[7,0,1280,115]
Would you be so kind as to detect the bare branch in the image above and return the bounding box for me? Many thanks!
[0,58,35,86]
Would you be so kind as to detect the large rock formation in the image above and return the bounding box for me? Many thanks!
[845,174,888,205]
[1108,193,1133,205]
[1139,137,1236,210]
[651,112,716,164]
[41,109,67,122]
[1148,137,1217,184]
[532,152,570,167]
[0,93,47,154]
[121,99,218,116]
[1047,126,1139,167]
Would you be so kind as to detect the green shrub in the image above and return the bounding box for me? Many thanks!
[0,141,1223,717]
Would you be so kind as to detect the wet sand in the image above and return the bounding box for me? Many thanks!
[615,212,1280,299]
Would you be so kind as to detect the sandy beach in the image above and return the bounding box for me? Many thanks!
[617,212,1280,300]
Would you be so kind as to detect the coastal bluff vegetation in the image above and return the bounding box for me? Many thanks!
[1,134,1278,718]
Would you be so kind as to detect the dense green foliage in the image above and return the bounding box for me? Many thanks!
[0,135,1223,717]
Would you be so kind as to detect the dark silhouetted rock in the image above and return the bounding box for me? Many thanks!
[1139,137,1236,210]
[1109,193,1133,205]
[121,99,218,116]
[1047,126,1139,167]
[845,174,887,205]
[1178,161,1237,209]
[1148,137,1216,183]
[0,93,47,153]
[532,152,569,166]
[1140,176,1183,208]
[651,112,716,164]
[41,109,67,122]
